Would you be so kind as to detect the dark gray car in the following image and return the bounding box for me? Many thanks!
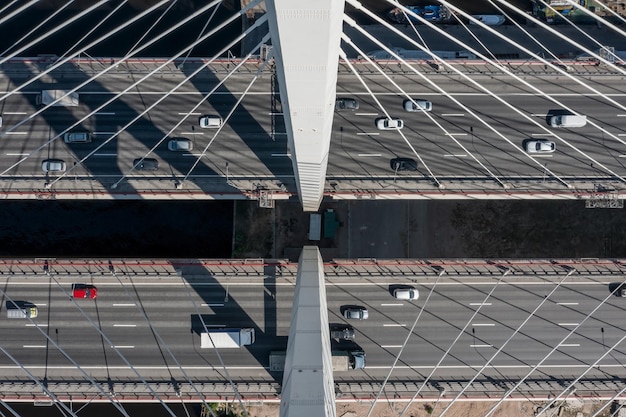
[330,325,355,340]
[134,158,159,171]
[335,97,359,111]
[390,157,418,171]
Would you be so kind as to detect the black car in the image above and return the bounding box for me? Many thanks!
[134,158,159,171]
[609,282,626,297]
[335,97,359,111]
[390,157,418,171]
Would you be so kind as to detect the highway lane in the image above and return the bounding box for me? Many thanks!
[0,275,624,383]
[1,68,626,191]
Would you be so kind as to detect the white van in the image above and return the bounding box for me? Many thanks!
[548,114,587,128]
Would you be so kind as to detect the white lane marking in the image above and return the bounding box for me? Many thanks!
[179,112,201,115]
[558,343,580,347]
[93,153,117,157]
[6,153,30,156]
[446,133,467,136]
[443,154,467,157]
[383,323,406,327]
[357,132,380,135]
[94,132,117,135]
[113,303,136,307]
[381,303,404,306]
[111,345,135,349]
[470,344,492,348]
[271,153,291,157]
[469,302,492,306]
[355,112,378,116]
[619,154,626,158]
[530,154,553,158]
[35,303,46,306]
[4,132,27,135]
[95,112,115,115]
[381,345,403,348]
[531,114,548,117]
[268,112,283,115]
[23,345,46,348]
[617,114,626,117]
[558,323,579,326]
[358,153,382,157]
[204,324,226,327]
[200,303,224,307]
[531,133,555,136]
[113,324,137,327]
[442,113,465,116]
[557,302,579,306]
[618,134,626,136]
[3,112,27,115]
[472,323,495,327]
[25,324,47,327]
[181,131,203,135]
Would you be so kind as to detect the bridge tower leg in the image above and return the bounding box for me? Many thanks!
[265,0,345,212]
[279,246,336,417]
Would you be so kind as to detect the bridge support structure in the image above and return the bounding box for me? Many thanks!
[265,0,345,212]
[279,246,336,417]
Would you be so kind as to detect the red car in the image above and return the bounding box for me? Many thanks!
[72,284,97,299]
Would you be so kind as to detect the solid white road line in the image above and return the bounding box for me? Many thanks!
[358,153,382,157]
[380,303,404,306]
[558,343,580,347]
[446,133,467,136]
[472,323,495,327]
[3,112,27,115]
[531,133,555,136]
[94,112,115,115]
[556,302,578,306]
[25,324,47,327]
[93,153,117,157]
[383,323,406,327]
[113,324,137,327]
[113,303,136,307]
[443,154,467,157]
[6,153,30,156]
[470,344,492,348]
[558,323,579,326]
[271,153,291,157]
[381,345,403,348]
[200,303,224,307]
[442,113,465,116]
[356,132,380,135]
[355,112,378,116]
[469,302,492,306]
[23,345,46,348]
[4,132,27,135]
[111,345,134,349]
[179,112,201,115]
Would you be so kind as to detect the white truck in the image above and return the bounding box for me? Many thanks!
[6,305,38,319]
[36,89,79,107]
[269,350,365,372]
[200,328,255,348]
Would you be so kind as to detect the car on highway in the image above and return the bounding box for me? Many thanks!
[335,98,359,111]
[199,115,223,128]
[72,283,97,299]
[375,117,403,130]
[609,282,626,297]
[390,157,418,171]
[133,158,159,171]
[168,137,193,151]
[63,131,92,143]
[343,306,369,320]
[524,139,556,154]
[330,325,356,340]
[393,287,419,300]
[42,159,66,173]
[403,99,432,112]
[547,113,587,128]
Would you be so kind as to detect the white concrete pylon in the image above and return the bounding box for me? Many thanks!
[266,0,345,212]
[279,246,336,417]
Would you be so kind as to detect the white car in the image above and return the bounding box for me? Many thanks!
[393,287,419,300]
[167,138,193,151]
[42,159,66,173]
[403,99,432,112]
[524,139,555,153]
[375,117,404,130]
[199,115,223,128]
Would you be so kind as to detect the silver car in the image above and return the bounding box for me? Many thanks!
[393,287,419,300]
[375,117,403,130]
[343,306,369,320]
[42,159,66,173]
[167,138,193,151]
[524,139,555,153]
[403,99,432,112]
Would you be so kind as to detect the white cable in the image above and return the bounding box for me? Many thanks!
[125,0,180,55]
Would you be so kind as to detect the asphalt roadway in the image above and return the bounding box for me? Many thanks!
[1,273,624,386]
